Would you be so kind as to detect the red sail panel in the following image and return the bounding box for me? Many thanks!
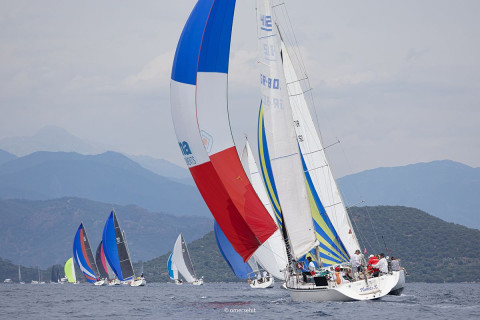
[189,161,260,261]
[209,147,278,244]
[80,229,93,270]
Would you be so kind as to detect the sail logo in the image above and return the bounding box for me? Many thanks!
[179,141,192,156]
[116,237,121,244]
[200,130,213,154]
[178,141,197,166]
[260,15,272,31]
[260,74,279,89]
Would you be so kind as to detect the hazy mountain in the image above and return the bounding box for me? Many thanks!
[0,198,213,268]
[128,154,194,186]
[0,150,209,217]
[0,150,17,166]
[0,126,109,156]
[338,160,480,230]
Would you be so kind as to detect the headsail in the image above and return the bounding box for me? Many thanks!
[172,234,197,283]
[241,140,288,279]
[170,0,278,261]
[256,0,317,259]
[167,253,178,281]
[280,41,360,262]
[73,223,99,283]
[64,257,76,283]
[102,211,135,281]
[214,221,253,279]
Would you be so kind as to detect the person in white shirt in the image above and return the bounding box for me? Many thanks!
[350,249,362,281]
[371,253,389,275]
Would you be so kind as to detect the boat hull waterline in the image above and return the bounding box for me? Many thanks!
[285,273,399,302]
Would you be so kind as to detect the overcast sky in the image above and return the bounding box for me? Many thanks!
[1,0,479,177]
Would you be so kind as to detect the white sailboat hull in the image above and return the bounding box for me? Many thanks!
[192,278,204,286]
[94,279,107,286]
[130,279,146,287]
[249,277,274,289]
[388,270,405,295]
[285,272,399,302]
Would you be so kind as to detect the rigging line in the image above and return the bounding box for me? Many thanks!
[289,88,313,97]
[365,206,383,250]
[304,164,328,172]
[347,207,374,253]
[324,202,341,209]
[286,77,308,85]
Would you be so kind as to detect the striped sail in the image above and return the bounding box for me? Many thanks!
[64,257,76,283]
[281,42,360,262]
[96,241,110,279]
[172,234,196,283]
[256,0,317,260]
[167,253,178,281]
[102,211,135,281]
[214,221,253,279]
[241,140,288,279]
[170,0,277,261]
[73,223,99,283]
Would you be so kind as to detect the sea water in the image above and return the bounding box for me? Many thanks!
[0,282,479,320]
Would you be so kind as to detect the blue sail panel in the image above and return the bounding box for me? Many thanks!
[167,253,175,280]
[171,0,215,85]
[214,221,252,279]
[258,101,284,227]
[102,212,122,280]
[300,152,350,265]
[197,0,236,74]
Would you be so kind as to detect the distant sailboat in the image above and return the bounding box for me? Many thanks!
[73,223,105,286]
[18,266,25,284]
[172,234,203,285]
[102,211,145,287]
[64,258,77,284]
[167,253,182,285]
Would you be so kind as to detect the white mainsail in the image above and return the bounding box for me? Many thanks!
[172,234,197,283]
[241,140,288,279]
[256,0,317,259]
[281,41,361,257]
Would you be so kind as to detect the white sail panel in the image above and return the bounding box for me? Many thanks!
[256,0,317,259]
[172,234,196,283]
[171,81,211,168]
[241,140,288,279]
[281,43,360,256]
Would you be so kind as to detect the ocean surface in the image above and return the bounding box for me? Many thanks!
[0,282,479,320]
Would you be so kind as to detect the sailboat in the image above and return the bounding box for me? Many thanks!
[102,211,145,287]
[171,234,203,285]
[167,253,182,285]
[64,258,77,284]
[170,0,399,301]
[96,241,116,284]
[18,266,25,284]
[73,223,106,286]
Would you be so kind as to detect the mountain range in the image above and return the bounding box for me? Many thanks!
[0,198,213,268]
[338,160,480,229]
[0,150,208,217]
